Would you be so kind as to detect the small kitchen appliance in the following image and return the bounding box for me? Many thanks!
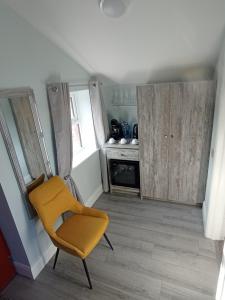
[133,124,138,139]
[110,119,123,140]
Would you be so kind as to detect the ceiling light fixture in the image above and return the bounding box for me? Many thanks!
[99,0,126,18]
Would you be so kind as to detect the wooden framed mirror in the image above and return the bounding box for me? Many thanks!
[0,87,52,217]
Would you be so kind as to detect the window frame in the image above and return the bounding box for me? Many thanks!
[69,87,97,168]
[70,95,83,153]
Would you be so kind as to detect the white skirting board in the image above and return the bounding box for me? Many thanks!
[14,261,33,278]
[14,184,103,279]
[31,244,56,279]
[13,244,56,279]
[84,184,103,207]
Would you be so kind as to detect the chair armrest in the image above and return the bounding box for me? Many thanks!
[82,206,109,221]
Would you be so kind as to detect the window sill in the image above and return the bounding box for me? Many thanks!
[72,148,99,169]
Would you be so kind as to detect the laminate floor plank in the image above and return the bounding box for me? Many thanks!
[107,222,200,254]
[106,210,205,240]
[160,280,214,300]
[91,238,216,296]
[1,193,220,300]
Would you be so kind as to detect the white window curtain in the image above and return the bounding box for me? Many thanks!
[89,78,110,192]
[47,82,82,202]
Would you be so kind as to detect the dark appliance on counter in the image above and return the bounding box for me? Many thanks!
[109,159,140,189]
[121,121,131,139]
[133,123,138,139]
[110,119,123,140]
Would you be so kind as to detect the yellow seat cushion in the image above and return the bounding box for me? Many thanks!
[56,214,109,258]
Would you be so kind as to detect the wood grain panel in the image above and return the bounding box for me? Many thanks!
[137,84,170,199]
[196,82,215,203]
[10,96,47,180]
[168,81,215,204]
[106,148,139,161]
[138,81,215,205]
[167,82,183,202]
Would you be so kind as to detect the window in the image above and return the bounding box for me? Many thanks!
[70,88,96,167]
[70,95,82,153]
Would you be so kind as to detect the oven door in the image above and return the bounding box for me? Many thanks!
[109,159,140,189]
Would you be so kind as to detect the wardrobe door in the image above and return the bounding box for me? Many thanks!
[167,83,183,202]
[168,81,215,204]
[137,84,170,200]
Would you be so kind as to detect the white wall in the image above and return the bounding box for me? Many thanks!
[203,34,225,240]
[0,184,29,267]
[0,2,102,278]
[71,150,103,207]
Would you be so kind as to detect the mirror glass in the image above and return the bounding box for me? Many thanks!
[0,88,52,217]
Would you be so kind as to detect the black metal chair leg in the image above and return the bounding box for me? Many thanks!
[104,233,114,251]
[53,248,59,270]
[82,259,93,289]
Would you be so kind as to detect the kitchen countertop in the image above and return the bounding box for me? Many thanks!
[103,141,139,150]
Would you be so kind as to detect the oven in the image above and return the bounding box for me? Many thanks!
[109,159,140,189]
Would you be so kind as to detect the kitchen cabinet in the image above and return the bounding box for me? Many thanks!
[104,143,140,195]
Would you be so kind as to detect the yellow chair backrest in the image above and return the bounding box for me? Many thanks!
[29,176,82,236]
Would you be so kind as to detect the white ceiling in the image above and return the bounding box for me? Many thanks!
[4,0,225,84]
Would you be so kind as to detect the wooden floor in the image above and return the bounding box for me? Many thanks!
[1,194,221,300]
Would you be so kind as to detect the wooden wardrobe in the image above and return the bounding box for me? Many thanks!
[137,81,215,205]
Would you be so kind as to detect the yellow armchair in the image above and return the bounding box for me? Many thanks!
[29,176,113,289]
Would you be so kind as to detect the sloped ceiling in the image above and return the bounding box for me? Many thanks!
[4,0,225,84]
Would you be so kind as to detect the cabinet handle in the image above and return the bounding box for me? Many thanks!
[121,153,125,156]
[171,134,174,138]
[164,135,168,139]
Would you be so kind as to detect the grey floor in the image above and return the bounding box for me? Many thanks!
[1,194,222,300]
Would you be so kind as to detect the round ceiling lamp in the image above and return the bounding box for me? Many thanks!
[99,0,126,18]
